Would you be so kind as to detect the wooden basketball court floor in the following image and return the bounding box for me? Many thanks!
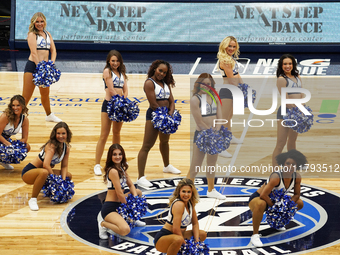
[0,71,339,254]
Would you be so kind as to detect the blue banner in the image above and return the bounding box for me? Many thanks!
[15,1,340,43]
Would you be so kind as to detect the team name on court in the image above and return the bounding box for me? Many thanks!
[110,241,293,255]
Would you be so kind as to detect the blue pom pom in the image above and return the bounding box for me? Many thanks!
[283,106,313,133]
[33,60,61,88]
[42,174,75,203]
[195,126,232,155]
[219,126,232,151]
[151,107,182,134]
[0,138,28,164]
[265,188,298,229]
[106,95,139,122]
[238,83,256,108]
[177,236,210,255]
[117,194,148,229]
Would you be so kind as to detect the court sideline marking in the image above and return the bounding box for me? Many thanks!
[189,57,201,75]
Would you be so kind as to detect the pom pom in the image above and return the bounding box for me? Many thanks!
[177,236,210,255]
[219,126,232,151]
[151,107,182,134]
[238,83,256,108]
[195,126,232,155]
[283,106,314,133]
[0,138,27,164]
[42,174,75,203]
[265,188,298,229]
[195,128,221,155]
[106,95,139,122]
[33,60,61,88]
[117,194,148,229]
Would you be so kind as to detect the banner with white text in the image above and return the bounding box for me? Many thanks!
[15,1,340,44]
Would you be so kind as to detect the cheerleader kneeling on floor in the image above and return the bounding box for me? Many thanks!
[98,143,146,239]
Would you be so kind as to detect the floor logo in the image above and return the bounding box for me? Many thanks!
[62,177,340,254]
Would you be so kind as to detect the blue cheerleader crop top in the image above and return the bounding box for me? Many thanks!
[166,199,193,228]
[104,71,125,89]
[219,58,239,77]
[267,171,296,193]
[38,142,67,166]
[281,75,302,95]
[2,114,25,139]
[107,167,127,190]
[195,94,217,117]
[148,78,170,100]
[36,30,51,50]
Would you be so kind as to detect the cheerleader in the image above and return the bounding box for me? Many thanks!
[248,149,307,247]
[136,60,181,188]
[98,144,145,239]
[21,122,72,211]
[22,12,61,122]
[272,54,303,167]
[94,50,128,175]
[154,178,206,255]
[187,73,226,200]
[0,95,30,169]
[217,36,244,158]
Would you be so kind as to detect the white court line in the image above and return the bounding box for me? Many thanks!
[228,76,269,169]
[189,57,201,75]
